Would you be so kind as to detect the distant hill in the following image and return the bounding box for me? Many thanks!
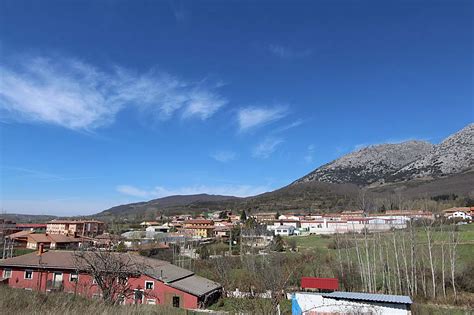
[95,124,473,219]
[0,213,57,223]
[97,194,240,219]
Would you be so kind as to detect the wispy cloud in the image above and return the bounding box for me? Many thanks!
[304,144,316,163]
[0,56,226,130]
[267,44,312,59]
[116,185,151,198]
[116,184,269,198]
[252,137,284,159]
[169,0,189,23]
[211,150,237,163]
[273,119,304,133]
[237,106,287,132]
[2,166,97,182]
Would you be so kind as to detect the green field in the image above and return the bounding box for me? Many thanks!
[288,224,474,267]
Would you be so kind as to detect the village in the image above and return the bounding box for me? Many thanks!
[0,206,472,314]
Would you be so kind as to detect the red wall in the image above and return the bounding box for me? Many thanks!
[301,277,339,290]
[1,267,198,309]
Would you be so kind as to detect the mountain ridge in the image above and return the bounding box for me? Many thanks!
[94,123,473,219]
[294,123,473,187]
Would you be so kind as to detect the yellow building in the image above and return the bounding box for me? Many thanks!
[182,219,214,238]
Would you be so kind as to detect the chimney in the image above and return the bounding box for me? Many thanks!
[37,243,44,255]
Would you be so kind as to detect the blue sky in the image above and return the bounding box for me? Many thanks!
[0,0,472,215]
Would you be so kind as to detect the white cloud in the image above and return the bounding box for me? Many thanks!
[116,185,150,198]
[211,150,237,163]
[268,44,312,59]
[304,144,316,163]
[116,184,269,198]
[252,137,284,159]
[273,119,304,133]
[237,106,287,131]
[0,56,226,130]
[2,166,98,182]
[182,90,227,120]
[0,198,116,216]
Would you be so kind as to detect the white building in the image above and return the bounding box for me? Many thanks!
[448,211,472,220]
[300,218,406,235]
[274,225,296,236]
[291,291,412,315]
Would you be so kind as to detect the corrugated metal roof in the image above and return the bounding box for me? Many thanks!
[320,291,412,304]
[143,261,194,283]
[168,275,221,297]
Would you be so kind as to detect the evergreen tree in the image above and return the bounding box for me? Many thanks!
[271,235,285,252]
[240,209,247,222]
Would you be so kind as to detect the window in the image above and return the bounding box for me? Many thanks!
[172,296,180,308]
[24,270,33,280]
[3,269,12,278]
[134,290,143,302]
[146,299,156,305]
[69,272,78,282]
[145,281,154,290]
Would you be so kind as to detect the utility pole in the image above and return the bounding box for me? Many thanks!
[240,226,243,261]
[228,229,232,256]
[2,238,6,259]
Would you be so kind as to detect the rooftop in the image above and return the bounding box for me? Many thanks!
[318,291,412,305]
[0,251,221,297]
[48,220,104,224]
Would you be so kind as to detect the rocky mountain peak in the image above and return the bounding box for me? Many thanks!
[294,124,473,186]
[392,123,473,180]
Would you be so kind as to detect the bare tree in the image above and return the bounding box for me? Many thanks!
[392,231,402,294]
[448,224,460,300]
[440,223,447,298]
[423,220,437,299]
[73,250,148,304]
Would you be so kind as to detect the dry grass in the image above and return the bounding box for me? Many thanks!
[0,285,185,315]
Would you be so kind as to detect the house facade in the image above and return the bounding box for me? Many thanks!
[182,220,214,238]
[46,220,105,237]
[0,250,221,309]
[25,234,84,250]
[274,225,296,236]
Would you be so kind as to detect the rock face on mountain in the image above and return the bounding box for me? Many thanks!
[294,124,473,186]
[392,123,473,180]
[294,141,434,186]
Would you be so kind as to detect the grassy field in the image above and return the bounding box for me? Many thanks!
[288,224,474,266]
[208,297,291,314]
[412,302,474,315]
[0,286,185,315]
